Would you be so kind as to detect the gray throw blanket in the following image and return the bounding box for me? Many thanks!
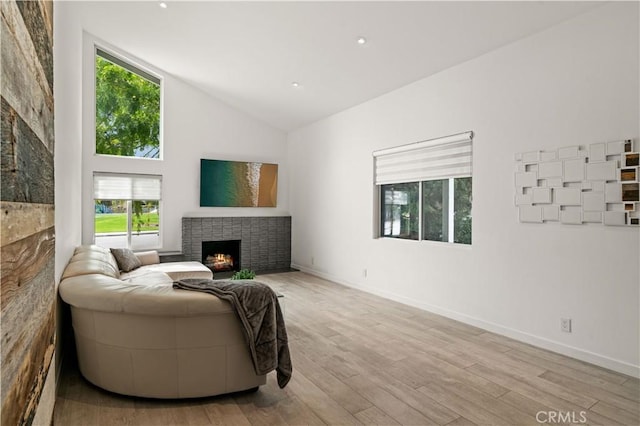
[173,278,292,388]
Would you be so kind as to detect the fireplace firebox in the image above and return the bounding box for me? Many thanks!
[202,240,240,273]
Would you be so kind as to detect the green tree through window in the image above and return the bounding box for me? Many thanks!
[454,177,472,244]
[96,52,160,158]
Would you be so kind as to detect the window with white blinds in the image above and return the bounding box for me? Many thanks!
[374,132,473,245]
[93,173,162,250]
[373,131,473,185]
[93,173,162,200]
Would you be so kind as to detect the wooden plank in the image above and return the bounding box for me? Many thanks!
[539,370,639,415]
[622,377,640,391]
[282,370,361,425]
[1,303,54,426]
[232,375,294,426]
[447,341,548,378]
[467,363,616,423]
[498,391,572,425]
[15,0,53,93]
[0,202,54,246]
[1,227,55,309]
[445,417,477,426]
[1,97,54,204]
[344,374,437,425]
[0,4,54,152]
[132,398,183,425]
[383,350,508,398]
[509,349,639,402]
[354,406,401,425]
[1,253,54,383]
[475,332,630,385]
[433,379,538,425]
[201,399,252,426]
[290,349,372,414]
[589,401,639,425]
[343,356,461,425]
[417,382,513,425]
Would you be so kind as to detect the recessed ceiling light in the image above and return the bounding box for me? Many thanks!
[356,37,367,45]
[291,82,301,88]
[159,2,168,9]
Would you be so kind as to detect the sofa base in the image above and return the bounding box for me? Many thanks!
[71,307,266,399]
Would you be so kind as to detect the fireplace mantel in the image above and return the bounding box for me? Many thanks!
[182,216,291,272]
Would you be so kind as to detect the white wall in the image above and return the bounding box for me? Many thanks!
[53,2,288,256]
[53,1,84,386]
[54,4,83,284]
[288,3,640,376]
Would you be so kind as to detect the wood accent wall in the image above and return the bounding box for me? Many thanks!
[1,1,55,425]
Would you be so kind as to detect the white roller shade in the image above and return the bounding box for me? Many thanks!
[373,131,473,185]
[94,173,162,200]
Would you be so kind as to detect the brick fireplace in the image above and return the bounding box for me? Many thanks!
[182,216,291,272]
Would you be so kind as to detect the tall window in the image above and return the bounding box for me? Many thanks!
[93,173,162,249]
[95,48,161,158]
[375,132,473,245]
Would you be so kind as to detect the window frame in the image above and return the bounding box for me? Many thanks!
[93,44,164,161]
[378,177,472,245]
[93,173,163,250]
[380,182,420,240]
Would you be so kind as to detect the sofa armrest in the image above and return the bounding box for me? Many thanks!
[135,250,160,265]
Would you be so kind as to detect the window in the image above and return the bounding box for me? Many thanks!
[95,48,161,158]
[422,177,472,244]
[374,132,473,245]
[381,182,419,239]
[93,173,162,249]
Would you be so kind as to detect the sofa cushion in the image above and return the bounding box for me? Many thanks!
[121,271,174,286]
[120,262,212,281]
[64,245,120,278]
[135,250,160,266]
[140,262,212,281]
[62,258,120,280]
[111,248,142,272]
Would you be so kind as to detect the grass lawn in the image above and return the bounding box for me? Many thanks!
[95,213,159,233]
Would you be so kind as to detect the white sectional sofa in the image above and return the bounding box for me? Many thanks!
[59,245,266,398]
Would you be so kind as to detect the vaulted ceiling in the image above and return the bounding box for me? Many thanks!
[67,1,601,131]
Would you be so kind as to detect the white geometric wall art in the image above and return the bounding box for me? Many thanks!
[542,206,560,221]
[589,142,606,162]
[560,208,582,225]
[586,161,617,181]
[563,158,585,182]
[515,139,638,226]
[532,187,552,204]
[604,211,626,226]
[554,187,582,205]
[582,192,605,212]
[583,212,603,223]
[538,161,563,179]
[519,206,543,223]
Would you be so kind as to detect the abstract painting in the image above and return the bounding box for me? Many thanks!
[200,159,278,207]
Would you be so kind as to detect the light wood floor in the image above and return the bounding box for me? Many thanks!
[54,272,639,425]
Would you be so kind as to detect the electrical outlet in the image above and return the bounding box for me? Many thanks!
[561,318,572,333]
[362,268,367,278]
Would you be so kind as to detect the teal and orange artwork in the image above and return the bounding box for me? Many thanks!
[200,159,278,207]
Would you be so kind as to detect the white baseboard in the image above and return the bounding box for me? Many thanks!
[291,263,640,378]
